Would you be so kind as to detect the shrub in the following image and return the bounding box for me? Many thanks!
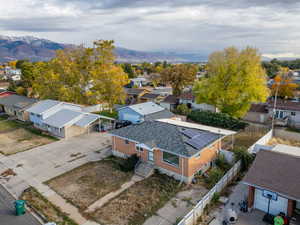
[187,110,248,131]
[233,147,255,172]
[176,104,191,116]
[119,154,139,172]
[211,192,220,204]
[205,168,225,188]
[215,154,231,172]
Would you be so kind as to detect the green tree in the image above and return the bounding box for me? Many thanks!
[161,64,197,96]
[19,61,35,88]
[193,47,269,118]
[122,63,135,78]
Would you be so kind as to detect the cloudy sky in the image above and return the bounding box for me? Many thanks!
[1,0,300,58]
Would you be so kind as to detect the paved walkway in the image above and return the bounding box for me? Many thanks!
[0,132,112,225]
[86,175,143,213]
[209,182,248,225]
[143,185,208,225]
[0,184,41,225]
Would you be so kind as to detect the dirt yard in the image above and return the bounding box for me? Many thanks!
[0,120,55,155]
[21,187,78,225]
[268,137,300,147]
[46,158,133,210]
[89,172,182,225]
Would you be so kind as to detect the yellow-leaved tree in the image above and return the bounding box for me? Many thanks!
[271,67,298,99]
[32,40,128,110]
[193,47,269,118]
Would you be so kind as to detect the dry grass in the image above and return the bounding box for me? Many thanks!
[21,187,78,225]
[89,172,181,225]
[223,125,269,150]
[268,137,300,147]
[47,158,133,210]
[0,128,54,155]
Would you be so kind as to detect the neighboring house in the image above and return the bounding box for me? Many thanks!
[117,102,175,124]
[125,88,149,104]
[26,100,100,139]
[268,99,300,128]
[2,67,22,81]
[130,77,149,87]
[160,95,178,111]
[243,104,269,124]
[243,149,300,217]
[140,93,161,103]
[244,100,300,127]
[151,87,173,97]
[179,91,217,112]
[110,119,236,183]
[0,90,15,98]
[0,94,38,121]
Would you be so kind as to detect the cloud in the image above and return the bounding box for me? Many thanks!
[0,0,299,58]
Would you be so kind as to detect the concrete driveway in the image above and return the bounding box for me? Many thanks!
[0,132,112,196]
[0,185,40,225]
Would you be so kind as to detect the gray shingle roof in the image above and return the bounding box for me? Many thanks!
[141,93,160,99]
[110,121,223,157]
[0,94,37,110]
[243,150,300,200]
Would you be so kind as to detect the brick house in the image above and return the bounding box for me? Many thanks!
[243,149,300,217]
[110,119,235,183]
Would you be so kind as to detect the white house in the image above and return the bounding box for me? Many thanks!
[26,100,100,139]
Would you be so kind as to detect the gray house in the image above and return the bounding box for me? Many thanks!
[0,94,38,121]
[117,102,175,124]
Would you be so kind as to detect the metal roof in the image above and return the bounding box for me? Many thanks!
[26,99,61,114]
[157,119,237,136]
[272,144,300,157]
[75,113,100,128]
[127,102,165,116]
[110,120,223,157]
[44,109,82,128]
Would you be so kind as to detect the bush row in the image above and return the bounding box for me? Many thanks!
[187,110,248,131]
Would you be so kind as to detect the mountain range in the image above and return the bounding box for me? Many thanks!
[0,35,206,63]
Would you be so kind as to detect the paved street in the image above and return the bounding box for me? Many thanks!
[0,185,40,225]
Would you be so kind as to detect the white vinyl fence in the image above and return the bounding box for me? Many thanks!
[177,129,273,225]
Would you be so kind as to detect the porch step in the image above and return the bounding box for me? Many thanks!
[135,161,154,178]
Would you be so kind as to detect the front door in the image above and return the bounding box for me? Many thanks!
[148,151,154,162]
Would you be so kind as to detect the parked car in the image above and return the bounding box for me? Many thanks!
[115,120,132,129]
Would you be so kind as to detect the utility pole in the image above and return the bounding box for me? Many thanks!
[271,80,280,134]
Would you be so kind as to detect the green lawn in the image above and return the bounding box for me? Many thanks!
[0,114,9,121]
[96,110,118,119]
[0,120,20,131]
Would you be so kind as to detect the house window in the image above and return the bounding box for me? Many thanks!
[163,152,179,167]
[291,112,296,116]
[194,152,201,158]
[125,140,129,144]
[136,146,143,151]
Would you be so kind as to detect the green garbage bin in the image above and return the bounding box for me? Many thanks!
[14,200,26,216]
